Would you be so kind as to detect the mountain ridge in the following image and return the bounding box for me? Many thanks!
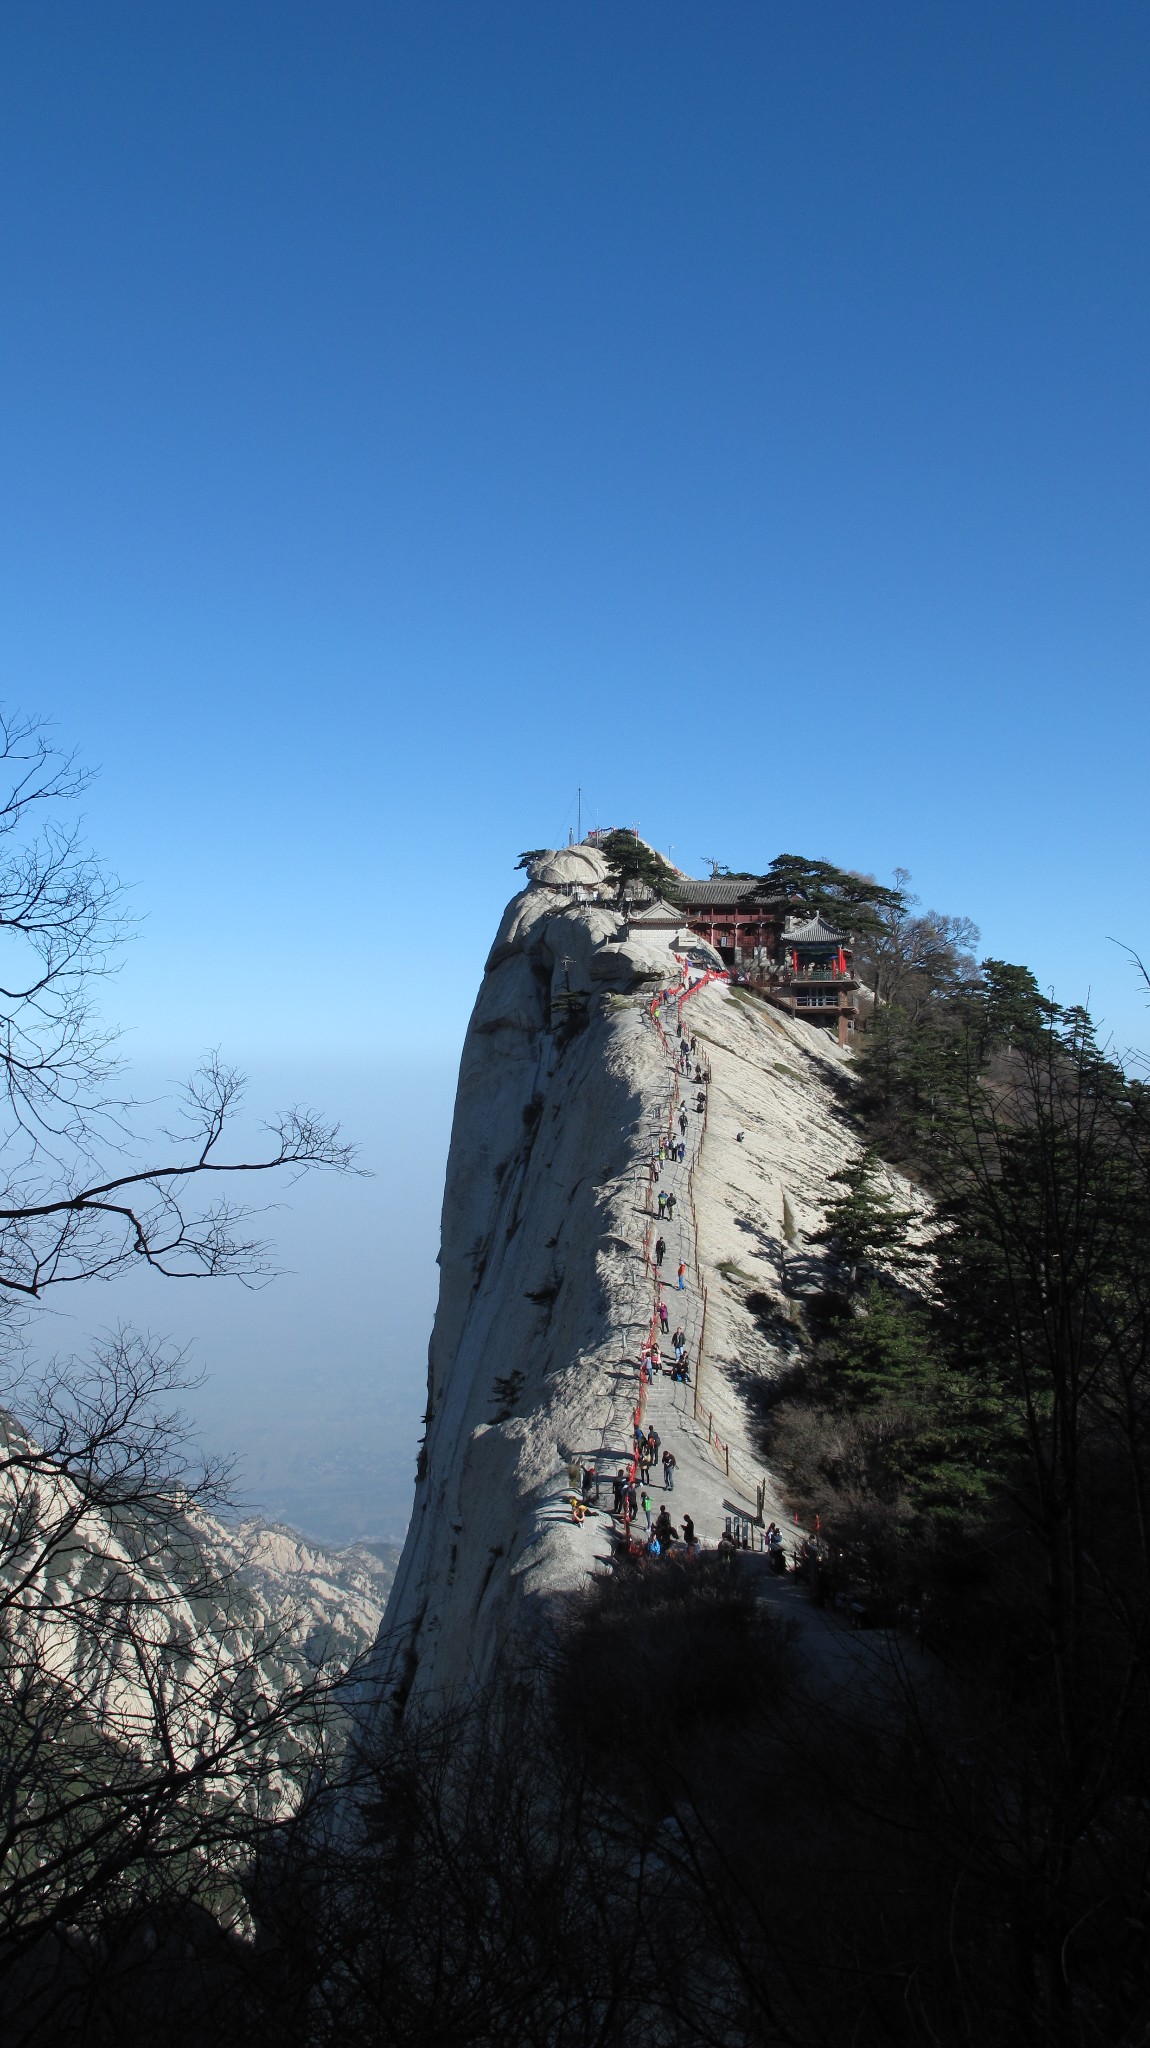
[366,848,922,1721]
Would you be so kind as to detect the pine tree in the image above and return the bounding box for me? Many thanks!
[597,829,676,898]
[813,1147,919,1288]
[755,853,905,935]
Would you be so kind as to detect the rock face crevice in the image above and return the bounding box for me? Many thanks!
[367,848,901,1722]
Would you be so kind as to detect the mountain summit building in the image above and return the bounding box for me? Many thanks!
[664,881,859,1045]
[577,833,861,1043]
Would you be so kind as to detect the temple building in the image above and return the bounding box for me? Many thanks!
[666,877,786,963]
[624,896,724,970]
[752,911,859,1044]
[647,878,859,1043]
[556,835,862,1043]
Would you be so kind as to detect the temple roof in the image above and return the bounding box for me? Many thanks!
[626,897,685,928]
[669,877,780,908]
[782,912,851,945]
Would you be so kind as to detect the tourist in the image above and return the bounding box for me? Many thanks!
[650,1341,661,1374]
[641,1489,653,1531]
[581,1464,599,1504]
[647,1427,661,1465]
[658,1299,669,1333]
[736,1129,745,1144]
[612,1469,626,1515]
[654,1506,675,1548]
[662,1450,677,1492]
[677,1261,687,1290]
[679,1111,688,1137]
[655,1236,666,1267]
[682,1513,697,1555]
[665,1192,676,1219]
[657,1189,667,1217]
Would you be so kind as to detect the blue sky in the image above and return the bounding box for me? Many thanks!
[2,3,1147,1538]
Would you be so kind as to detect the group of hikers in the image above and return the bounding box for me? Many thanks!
[571,1456,699,1563]
[570,982,712,1562]
[614,994,704,1560]
[640,1331,690,1384]
[676,1032,708,1085]
[565,974,818,1581]
[641,1505,696,1560]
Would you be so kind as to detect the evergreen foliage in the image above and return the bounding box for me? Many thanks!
[753,852,905,934]
[771,918,1150,1841]
[595,828,676,897]
[811,1146,918,1286]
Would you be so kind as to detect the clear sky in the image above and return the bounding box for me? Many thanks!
[2,4,1147,1539]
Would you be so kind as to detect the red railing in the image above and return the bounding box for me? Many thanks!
[667,969,735,1478]
[674,964,729,1009]
[619,969,731,1545]
[603,964,769,1555]
[623,978,700,1549]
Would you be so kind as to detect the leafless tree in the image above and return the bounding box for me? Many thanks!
[0,710,354,1313]
[852,869,980,1019]
[0,1330,360,2040]
[0,709,362,2026]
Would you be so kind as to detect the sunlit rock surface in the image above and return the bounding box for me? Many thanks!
[368,857,921,1719]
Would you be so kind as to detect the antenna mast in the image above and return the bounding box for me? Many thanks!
[577,787,581,842]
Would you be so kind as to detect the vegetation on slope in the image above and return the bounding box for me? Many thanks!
[594,828,678,898]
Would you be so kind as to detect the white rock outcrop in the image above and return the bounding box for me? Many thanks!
[368,859,903,1721]
[0,1423,392,1792]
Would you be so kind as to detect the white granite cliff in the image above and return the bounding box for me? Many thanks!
[0,1420,392,1797]
[368,850,914,1718]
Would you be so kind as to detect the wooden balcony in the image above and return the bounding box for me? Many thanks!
[747,968,859,1045]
